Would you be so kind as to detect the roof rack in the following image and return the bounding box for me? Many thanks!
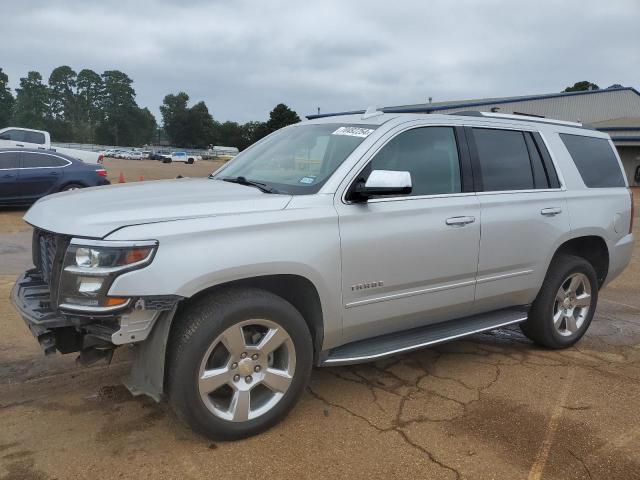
[450,110,583,127]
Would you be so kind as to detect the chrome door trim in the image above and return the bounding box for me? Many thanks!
[476,269,534,284]
[344,279,476,309]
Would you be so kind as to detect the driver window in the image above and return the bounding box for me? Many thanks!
[369,127,461,196]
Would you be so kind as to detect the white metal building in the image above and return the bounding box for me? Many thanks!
[311,87,640,185]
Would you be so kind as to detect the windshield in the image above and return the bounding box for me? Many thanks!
[212,123,378,194]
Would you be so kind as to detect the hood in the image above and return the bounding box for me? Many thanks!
[24,178,292,238]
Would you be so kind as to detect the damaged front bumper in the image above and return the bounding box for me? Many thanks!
[11,268,181,359]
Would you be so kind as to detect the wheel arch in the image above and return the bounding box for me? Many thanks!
[551,235,609,288]
[174,274,324,355]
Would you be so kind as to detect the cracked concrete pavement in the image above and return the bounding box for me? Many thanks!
[1,193,638,480]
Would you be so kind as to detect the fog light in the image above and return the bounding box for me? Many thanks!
[78,277,104,293]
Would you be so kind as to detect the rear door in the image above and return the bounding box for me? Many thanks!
[467,127,570,311]
[18,152,69,199]
[0,151,21,202]
[336,125,481,343]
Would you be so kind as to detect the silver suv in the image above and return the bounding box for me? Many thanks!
[12,110,634,440]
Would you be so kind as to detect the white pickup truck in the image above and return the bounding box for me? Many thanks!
[0,127,103,164]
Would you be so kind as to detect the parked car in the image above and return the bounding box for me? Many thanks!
[163,151,200,164]
[0,148,109,205]
[125,151,143,160]
[0,127,103,164]
[11,112,634,440]
[148,152,165,161]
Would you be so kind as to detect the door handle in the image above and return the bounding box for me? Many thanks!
[49,171,60,176]
[446,216,476,226]
[16,144,24,147]
[540,207,562,216]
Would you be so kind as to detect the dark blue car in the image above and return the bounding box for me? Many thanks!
[0,148,110,205]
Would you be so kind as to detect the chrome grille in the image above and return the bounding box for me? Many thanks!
[32,228,70,308]
[37,231,57,285]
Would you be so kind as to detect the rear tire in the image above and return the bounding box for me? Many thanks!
[187,158,194,164]
[167,288,313,440]
[520,254,598,348]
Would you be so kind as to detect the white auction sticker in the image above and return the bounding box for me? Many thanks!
[332,126,375,138]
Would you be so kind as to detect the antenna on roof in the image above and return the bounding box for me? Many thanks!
[361,106,383,120]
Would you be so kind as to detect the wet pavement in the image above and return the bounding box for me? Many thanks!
[0,206,638,480]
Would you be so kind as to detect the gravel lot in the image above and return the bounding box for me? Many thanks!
[0,173,638,479]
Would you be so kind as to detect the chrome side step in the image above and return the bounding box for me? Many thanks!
[321,308,527,366]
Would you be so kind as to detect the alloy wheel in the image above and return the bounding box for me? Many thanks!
[197,319,296,422]
[552,272,592,337]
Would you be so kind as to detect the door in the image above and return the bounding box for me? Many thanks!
[18,152,68,199]
[467,127,570,311]
[0,151,21,202]
[336,126,481,343]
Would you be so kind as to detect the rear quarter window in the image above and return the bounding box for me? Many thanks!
[559,134,626,188]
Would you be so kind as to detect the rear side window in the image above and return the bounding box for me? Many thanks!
[22,153,68,168]
[472,129,534,191]
[23,131,46,144]
[560,134,625,188]
[0,152,20,169]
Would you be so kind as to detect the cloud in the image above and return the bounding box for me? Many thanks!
[1,0,639,123]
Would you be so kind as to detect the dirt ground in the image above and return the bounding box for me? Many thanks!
[0,177,638,479]
[102,157,227,182]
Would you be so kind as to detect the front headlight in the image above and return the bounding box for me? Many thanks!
[59,239,158,313]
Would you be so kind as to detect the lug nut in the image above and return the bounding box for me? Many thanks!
[240,352,247,359]
[245,376,252,383]
[231,362,238,369]
[254,365,261,372]
[251,353,259,360]
[233,374,240,382]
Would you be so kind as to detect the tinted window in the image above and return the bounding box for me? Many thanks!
[0,152,20,169]
[473,129,533,191]
[22,153,68,168]
[0,129,25,142]
[560,134,625,188]
[369,127,461,196]
[23,131,46,144]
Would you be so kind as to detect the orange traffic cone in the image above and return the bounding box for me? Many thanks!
[139,175,144,182]
[118,172,125,183]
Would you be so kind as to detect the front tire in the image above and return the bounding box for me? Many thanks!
[167,288,313,440]
[520,254,598,348]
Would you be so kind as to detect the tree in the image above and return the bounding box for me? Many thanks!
[13,71,49,130]
[160,92,191,146]
[0,68,14,127]
[240,120,269,149]
[265,103,300,132]
[76,69,104,142]
[47,66,77,142]
[607,84,624,89]
[187,101,217,148]
[563,81,600,92]
[160,93,217,148]
[213,121,247,150]
[95,70,138,145]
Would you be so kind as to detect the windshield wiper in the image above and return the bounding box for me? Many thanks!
[221,176,281,194]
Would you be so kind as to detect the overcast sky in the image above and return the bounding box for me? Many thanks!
[2,0,639,123]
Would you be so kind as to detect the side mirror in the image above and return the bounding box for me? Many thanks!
[352,170,412,201]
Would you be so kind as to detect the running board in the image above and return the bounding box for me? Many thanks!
[321,308,527,366]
